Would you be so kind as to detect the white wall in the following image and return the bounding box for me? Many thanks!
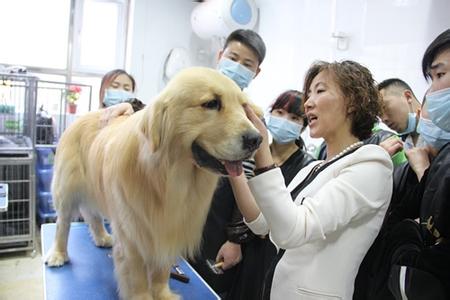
[248,0,450,110]
[128,0,197,103]
[247,0,334,109]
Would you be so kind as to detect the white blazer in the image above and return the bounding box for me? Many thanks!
[246,144,393,299]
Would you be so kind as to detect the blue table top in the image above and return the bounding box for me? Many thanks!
[41,223,220,300]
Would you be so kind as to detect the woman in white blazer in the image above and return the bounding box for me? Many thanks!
[230,60,393,299]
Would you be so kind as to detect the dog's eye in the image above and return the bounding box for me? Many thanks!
[202,99,221,111]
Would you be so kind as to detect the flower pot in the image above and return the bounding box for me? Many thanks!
[68,103,77,114]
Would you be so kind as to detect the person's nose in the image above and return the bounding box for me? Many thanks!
[304,97,313,112]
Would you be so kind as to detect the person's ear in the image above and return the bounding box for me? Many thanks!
[254,66,261,78]
[404,90,413,104]
[217,50,224,63]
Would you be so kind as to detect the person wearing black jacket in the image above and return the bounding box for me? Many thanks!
[353,28,450,300]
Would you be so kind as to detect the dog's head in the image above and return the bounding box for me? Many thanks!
[147,67,262,177]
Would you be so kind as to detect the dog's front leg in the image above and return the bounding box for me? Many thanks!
[114,241,153,300]
[45,211,71,266]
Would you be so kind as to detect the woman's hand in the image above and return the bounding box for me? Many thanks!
[99,102,134,127]
[405,147,431,181]
[243,104,273,168]
[243,104,268,140]
[380,136,404,157]
[215,241,242,270]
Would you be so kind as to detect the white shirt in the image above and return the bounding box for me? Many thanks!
[246,144,393,299]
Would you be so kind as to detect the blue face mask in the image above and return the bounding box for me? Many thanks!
[266,114,302,144]
[398,112,417,135]
[426,87,450,131]
[217,57,255,90]
[417,117,450,150]
[103,89,134,107]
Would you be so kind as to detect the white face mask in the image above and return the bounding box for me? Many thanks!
[426,87,450,131]
[398,112,417,135]
[217,57,255,90]
[417,117,450,150]
[265,114,302,144]
[103,89,134,107]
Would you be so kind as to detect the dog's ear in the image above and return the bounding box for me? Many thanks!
[142,99,168,151]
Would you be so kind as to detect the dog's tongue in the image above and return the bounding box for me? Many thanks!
[224,161,243,177]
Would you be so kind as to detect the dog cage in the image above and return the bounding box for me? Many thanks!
[0,74,36,150]
[0,73,37,253]
[36,80,93,147]
[0,154,35,253]
[35,80,92,223]
[0,73,94,249]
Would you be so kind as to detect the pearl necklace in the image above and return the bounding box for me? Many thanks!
[314,141,364,172]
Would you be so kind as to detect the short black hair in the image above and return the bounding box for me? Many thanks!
[378,78,413,92]
[378,78,417,99]
[422,29,450,80]
[224,29,266,65]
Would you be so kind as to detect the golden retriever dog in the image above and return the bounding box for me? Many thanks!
[45,67,262,300]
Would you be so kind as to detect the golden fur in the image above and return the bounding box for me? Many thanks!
[45,67,261,300]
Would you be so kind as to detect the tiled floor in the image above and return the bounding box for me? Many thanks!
[0,227,44,300]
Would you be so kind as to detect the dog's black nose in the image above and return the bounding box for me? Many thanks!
[242,131,262,152]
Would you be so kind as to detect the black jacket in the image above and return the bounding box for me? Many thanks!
[353,142,450,299]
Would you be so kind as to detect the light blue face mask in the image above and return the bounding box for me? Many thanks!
[266,114,302,144]
[417,117,450,150]
[426,87,450,131]
[103,89,134,107]
[217,57,255,90]
[398,112,417,135]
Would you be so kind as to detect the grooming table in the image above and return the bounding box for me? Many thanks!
[41,223,220,300]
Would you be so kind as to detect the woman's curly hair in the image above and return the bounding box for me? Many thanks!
[302,60,381,140]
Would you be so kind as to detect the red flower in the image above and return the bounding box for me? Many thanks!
[67,85,82,104]
[68,85,82,93]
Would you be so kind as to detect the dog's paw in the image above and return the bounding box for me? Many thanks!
[94,233,113,248]
[160,293,180,300]
[45,251,69,267]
